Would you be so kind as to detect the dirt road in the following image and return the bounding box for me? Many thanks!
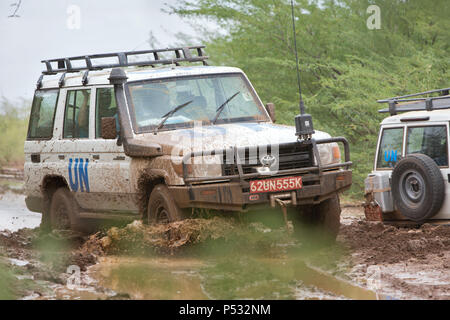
[0,189,449,300]
[338,206,450,299]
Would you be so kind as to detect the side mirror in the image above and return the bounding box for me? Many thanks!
[265,103,276,123]
[101,117,118,140]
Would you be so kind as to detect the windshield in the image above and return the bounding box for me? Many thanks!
[127,73,269,133]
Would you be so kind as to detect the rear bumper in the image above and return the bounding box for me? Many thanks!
[169,169,352,211]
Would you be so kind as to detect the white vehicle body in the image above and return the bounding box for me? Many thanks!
[24,48,352,231]
[366,109,450,221]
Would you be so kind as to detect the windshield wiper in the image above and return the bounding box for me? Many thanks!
[154,100,194,133]
[212,91,240,124]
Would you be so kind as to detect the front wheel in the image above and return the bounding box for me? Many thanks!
[296,194,341,243]
[147,184,186,224]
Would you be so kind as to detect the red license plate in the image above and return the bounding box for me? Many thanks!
[250,176,303,194]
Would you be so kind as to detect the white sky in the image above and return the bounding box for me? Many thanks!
[0,0,201,101]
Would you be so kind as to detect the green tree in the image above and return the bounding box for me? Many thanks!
[0,97,30,168]
[169,0,449,197]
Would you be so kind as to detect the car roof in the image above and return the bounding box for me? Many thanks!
[381,109,450,125]
[39,65,244,90]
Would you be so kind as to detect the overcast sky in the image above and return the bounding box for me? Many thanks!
[0,0,202,102]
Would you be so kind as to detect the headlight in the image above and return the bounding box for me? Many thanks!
[317,143,341,166]
[173,154,222,178]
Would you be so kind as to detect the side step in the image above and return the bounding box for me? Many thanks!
[78,211,139,222]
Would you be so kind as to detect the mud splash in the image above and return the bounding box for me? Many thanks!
[84,217,292,256]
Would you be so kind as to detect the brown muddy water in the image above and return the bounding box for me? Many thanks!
[86,255,378,300]
[5,191,448,300]
[64,212,381,300]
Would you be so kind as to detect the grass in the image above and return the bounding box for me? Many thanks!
[0,260,17,300]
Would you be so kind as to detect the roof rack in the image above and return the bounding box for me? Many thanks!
[36,46,209,89]
[41,46,208,75]
[378,87,450,116]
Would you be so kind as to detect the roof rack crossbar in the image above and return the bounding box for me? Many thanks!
[378,87,450,115]
[378,87,450,103]
[41,46,209,75]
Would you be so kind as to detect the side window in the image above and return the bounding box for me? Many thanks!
[27,90,59,140]
[96,88,119,138]
[407,126,448,167]
[377,127,404,169]
[63,90,91,139]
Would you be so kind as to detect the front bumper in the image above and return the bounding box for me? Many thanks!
[170,169,352,211]
[172,137,352,211]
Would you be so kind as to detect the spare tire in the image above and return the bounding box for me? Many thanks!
[391,154,445,222]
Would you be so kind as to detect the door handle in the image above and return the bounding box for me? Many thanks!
[58,155,65,160]
[31,154,40,163]
[92,155,100,160]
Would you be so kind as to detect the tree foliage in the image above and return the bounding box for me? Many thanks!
[0,98,30,168]
[169,0,450,197]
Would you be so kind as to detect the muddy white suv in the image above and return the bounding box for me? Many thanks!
[24,46,352,238]
[365,87,450,224]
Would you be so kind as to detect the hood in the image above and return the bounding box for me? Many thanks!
[134,122,332,156]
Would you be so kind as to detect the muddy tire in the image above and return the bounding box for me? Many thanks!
[49,188,80,231]
[298,194,341,243]
[147,184,185,224]
[391,154,444,222]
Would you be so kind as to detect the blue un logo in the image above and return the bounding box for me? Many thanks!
[68,158,90,193]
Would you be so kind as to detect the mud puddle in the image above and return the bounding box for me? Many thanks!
[1,213,380,300]
[78,216,380,300]
[87,255,378,300]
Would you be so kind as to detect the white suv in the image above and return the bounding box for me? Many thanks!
[365,87,450,223]
[24,46,352,238]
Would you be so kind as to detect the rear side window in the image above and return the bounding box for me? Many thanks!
[27,90,59,140]
[407,126,448,167]
[377,127,404,169]
[96,88,119,138]
[63,90,91,139]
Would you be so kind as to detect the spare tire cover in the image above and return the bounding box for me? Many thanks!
[391,154,445,222]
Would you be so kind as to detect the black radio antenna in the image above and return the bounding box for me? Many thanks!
[291,0,305,115]
[290,0,315,140]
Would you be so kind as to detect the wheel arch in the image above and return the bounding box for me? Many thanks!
[137,169,167,220]
[41,174,70,210]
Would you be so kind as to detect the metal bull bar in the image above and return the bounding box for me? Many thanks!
[181,137,352,185]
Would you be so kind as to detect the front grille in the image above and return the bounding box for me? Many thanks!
[222,143,314,176]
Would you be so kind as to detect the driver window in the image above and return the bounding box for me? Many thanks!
[96,88,119,138]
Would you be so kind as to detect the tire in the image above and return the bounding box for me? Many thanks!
[297,194,341,243]
[49,188,80,231]
[391,154,444,222]
[147,184,185,224]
